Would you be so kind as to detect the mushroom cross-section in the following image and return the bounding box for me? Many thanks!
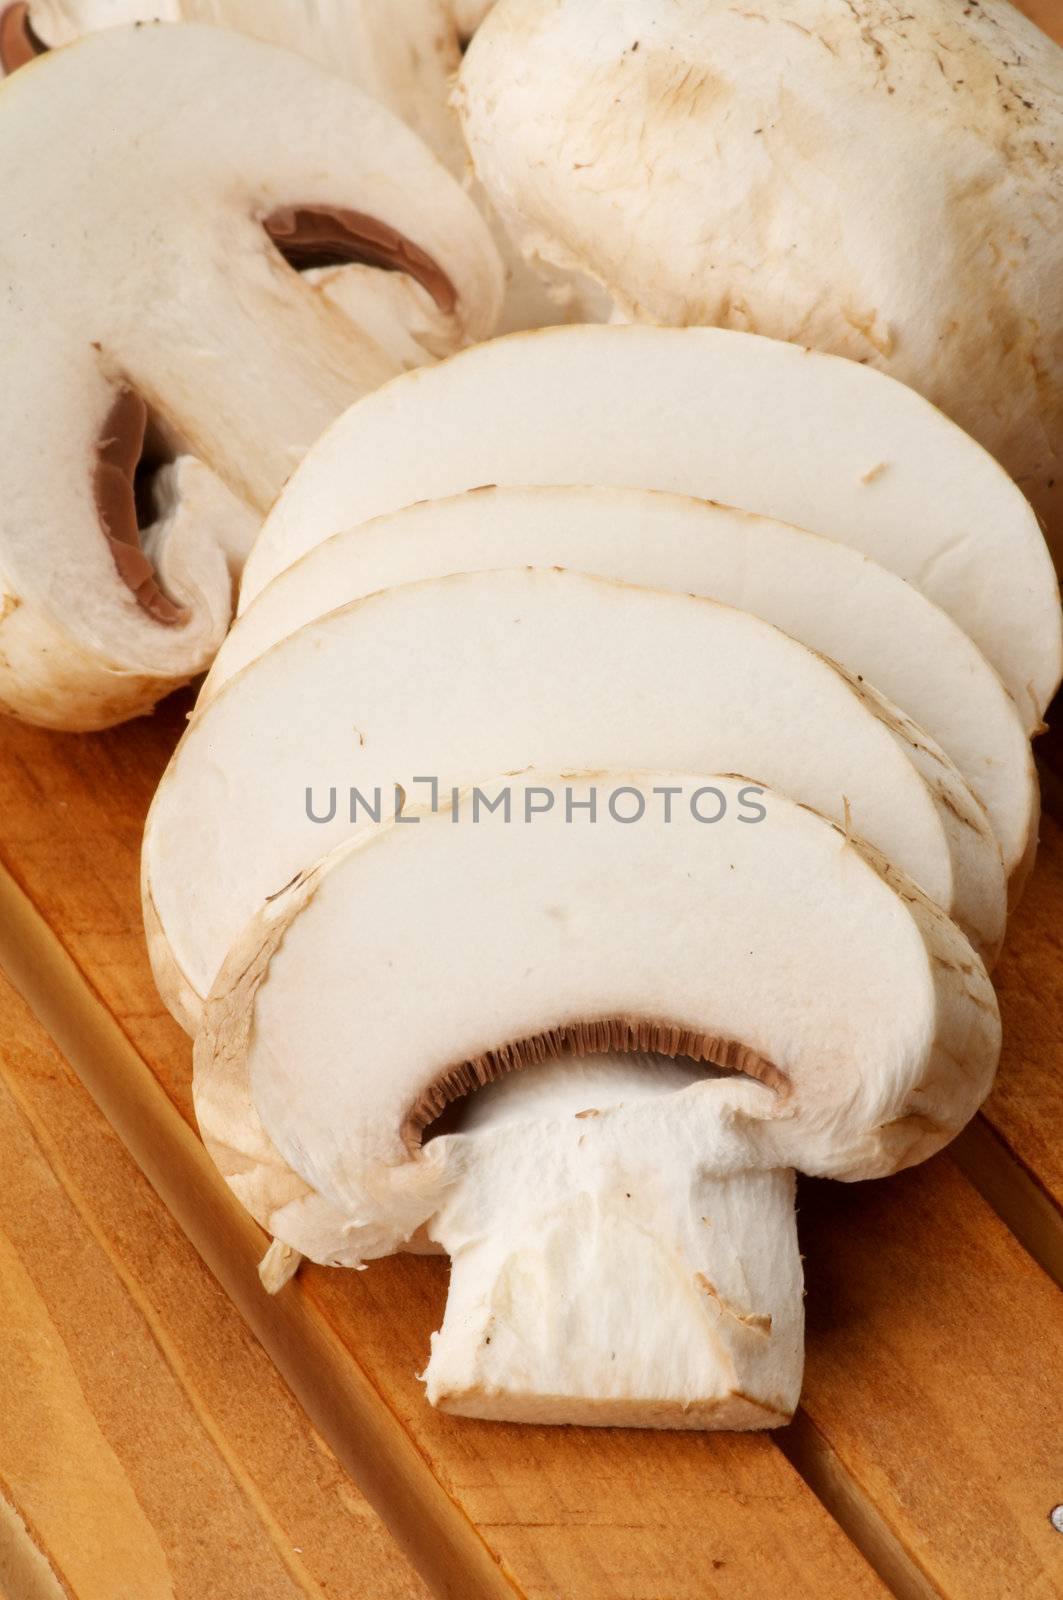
[0,21,500,727]
[194,772,1001,1429]
[0,0,584,336]
[457,0,1063,561]
[241,325,1062,730]
[142,567,1007,1032]
[203,484,1038,891]
[3,1,464,165]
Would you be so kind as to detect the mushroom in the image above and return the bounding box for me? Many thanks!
[0,21,500,728]
[4,1,463,160]
[450,0,495,42]
[143,567,1006,1031]
[456,0,1063,561]
[193,772,1001,1428]
[1,0,590,335]
[241,326,1062,733]
[204,484,1038,892]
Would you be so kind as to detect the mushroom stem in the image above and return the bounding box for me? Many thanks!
[422,1059,804,1429]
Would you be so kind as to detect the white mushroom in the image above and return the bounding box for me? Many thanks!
[449,0,495,42]
[457,0,1063,559]
[241,326,1062,732]
[193,772,1001,1428]
[0,22,500,728]
[1,0,588,335]
[204,485,1038,890]
[7,0,463,161]
[143,568,1006,1032]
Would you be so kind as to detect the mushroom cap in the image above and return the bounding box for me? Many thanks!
[241,325,1062,730]
[206,484,1037,885]
[458,0,1063,557]
[193,772,1001,1268]
[144,567,1006,1031]
[0,21,500,726]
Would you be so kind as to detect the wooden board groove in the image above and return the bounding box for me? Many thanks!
[796,1156,1063,1600]
[951,1116,1063,1290]
[0,860,521,1600]
[0,970,429,1600]
[778,1411,945,1600]
[1,694,1062,1598]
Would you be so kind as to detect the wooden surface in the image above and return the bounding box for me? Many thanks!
[0,973,428,1600]
[1,5,1061,1595]
[0,687,1061,1600]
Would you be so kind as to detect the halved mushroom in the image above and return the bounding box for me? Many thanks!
[6,1,463,159]
[144,567,1006,1032]
[0,21,501,728]
[205,485,1038,890]
[450,0,495,42]
[2,0,586,335]
[457,0,1063,561]
[194,772,1001,1428]
[241,326,1062,731]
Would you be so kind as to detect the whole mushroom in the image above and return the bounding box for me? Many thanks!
[457,0,1063,560]
[194,772,1001,1428]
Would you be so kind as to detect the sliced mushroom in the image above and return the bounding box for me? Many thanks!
[205,485,1037,891]
[449,0,495,42]
[242,326,1062,732]
[13,1,464,156]
[0,2,42,67]
[457,0,1063,561]
[0,22,500,728]
[8,0,585,335]
[194,772,1000,1427]
[144,568,1006,1031]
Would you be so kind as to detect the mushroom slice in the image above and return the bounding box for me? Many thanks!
[144,568,1006,1031]
[0,23,500,728]
[450,0,495,41]
[206,485,1037,890]
[13,1,464,162]
[194,772,1000,1429]
[241,325,1062,730]
[6,0,583,335]
[458,0,1063,561]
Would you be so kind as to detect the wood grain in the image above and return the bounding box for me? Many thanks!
[0,678,1061,1597]
[0,970,426,1600]
[0,11,1059,1596]
[795,1155,1063,1600]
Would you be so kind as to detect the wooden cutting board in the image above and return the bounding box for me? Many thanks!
[3,671,1063,1600]
[1,5,1061,1596]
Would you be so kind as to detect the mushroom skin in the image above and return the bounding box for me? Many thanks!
[194,774,1000,1428]
[0,22,500,727]
[457,0,1063,560]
